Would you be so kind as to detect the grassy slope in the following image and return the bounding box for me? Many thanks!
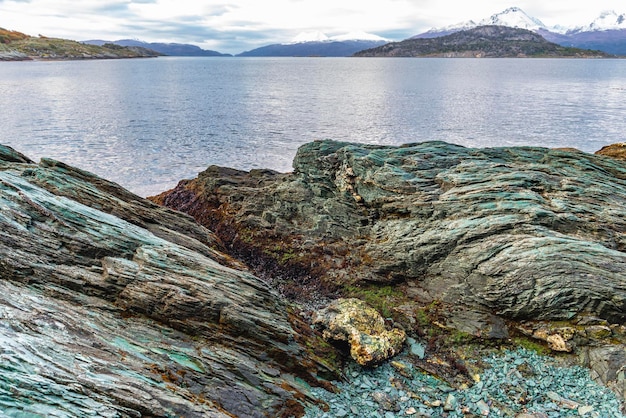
[0,27,160,60]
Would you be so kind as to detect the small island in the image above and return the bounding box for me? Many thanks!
[0,27,161,60]
[354,25,613,58]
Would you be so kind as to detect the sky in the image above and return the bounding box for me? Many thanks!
[1,0,624,54]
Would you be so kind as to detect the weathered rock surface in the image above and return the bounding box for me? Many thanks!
[152,140,626,401]
[596,142,626,161]
[0,144,331,417]
[580,345,626,403]
[312,298,406,366]
[152,140,626,324]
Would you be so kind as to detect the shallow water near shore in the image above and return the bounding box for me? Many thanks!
[1,57,625,196]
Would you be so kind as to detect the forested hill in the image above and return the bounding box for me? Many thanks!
[354,25,613,58]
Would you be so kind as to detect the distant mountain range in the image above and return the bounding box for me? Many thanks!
[237,40,386,57]
[54,7,626,57]
[85,32,388,58]
[84,39,231,57]
[355,25,611,58]
[413,7,626,55]
[236,31,387,57]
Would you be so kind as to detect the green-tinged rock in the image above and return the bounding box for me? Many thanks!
[443,393,457,411]
[153,140,626,325]
[0,144,331,417]
[407,337,425,359]
[153,139,626,405]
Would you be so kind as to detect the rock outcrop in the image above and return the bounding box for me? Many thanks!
[152,139,626,403]
[152,140,626,324]
[0,144,332,417]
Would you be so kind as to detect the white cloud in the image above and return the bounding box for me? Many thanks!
[1,0,624,54]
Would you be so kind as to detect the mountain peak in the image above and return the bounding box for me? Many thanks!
[289,30,387,44]
[416,7,547,39]
[479,6,547,31]
[330,31,387,42]
[572,10,626,33]
[289,31,329,43]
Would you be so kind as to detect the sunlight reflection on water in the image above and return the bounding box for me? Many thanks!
[1,57,625,196]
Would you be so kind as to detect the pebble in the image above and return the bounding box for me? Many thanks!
[334,408,348,417]
[578,405,594,416]
[476,399,490,415]
[443,393,457,411]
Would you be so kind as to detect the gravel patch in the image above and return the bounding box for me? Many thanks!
[304,348,624,417]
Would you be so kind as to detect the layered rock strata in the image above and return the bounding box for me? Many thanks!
[152,139,626,403]
[152,140,626,324]
[0,144,330,417]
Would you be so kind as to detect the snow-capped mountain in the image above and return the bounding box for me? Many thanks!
[329,31,388,42]
[412,7,626,55]
[413,7,549,39]
[479,6,547,31]
[289,31,329,44]
[237,31,387,57]
[416,7,626,36]
[413,21,478,39]
[569,10,626,33]
[236,30,388,56]
[288,30,387,44]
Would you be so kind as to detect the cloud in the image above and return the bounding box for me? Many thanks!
[2,0,623,55]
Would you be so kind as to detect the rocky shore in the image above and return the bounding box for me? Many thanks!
[1,140,624,416]
[0,145,335,417]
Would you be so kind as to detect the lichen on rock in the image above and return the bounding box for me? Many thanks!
[312,298,406,366]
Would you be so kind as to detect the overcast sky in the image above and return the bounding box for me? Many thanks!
[1,1,624,54]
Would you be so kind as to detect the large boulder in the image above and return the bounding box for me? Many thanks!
[0,144,330,417]
[152,140,626,325]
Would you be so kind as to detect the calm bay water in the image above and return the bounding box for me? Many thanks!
[1,57,625,197]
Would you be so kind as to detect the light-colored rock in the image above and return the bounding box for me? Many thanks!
[312,298,406,366]
[596,142,626,161]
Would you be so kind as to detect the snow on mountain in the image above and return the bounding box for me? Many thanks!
[416,7,549,38]
[288,30,387,44]
[329,31,388,42]
[419,6,626,36]
[410,6,626,55]
[414,20,478,38]
[478,6,547,31]
[570,10,626,33]
[289,31,329,44]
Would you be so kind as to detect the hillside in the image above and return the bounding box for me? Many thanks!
[237,39,387,57]
[0,28,161,60]
[412,7,626,56]
[85,39,231,57]
[354,25,612,58]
